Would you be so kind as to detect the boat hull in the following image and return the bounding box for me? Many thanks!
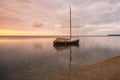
[54,39,79,46]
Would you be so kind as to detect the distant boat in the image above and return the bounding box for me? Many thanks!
[53,6,79,46]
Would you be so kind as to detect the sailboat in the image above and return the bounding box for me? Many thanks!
[53,6,79,46]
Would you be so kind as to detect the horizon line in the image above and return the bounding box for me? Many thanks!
[0,35,108,37]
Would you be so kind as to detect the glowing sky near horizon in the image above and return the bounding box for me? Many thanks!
[0,0,120,36]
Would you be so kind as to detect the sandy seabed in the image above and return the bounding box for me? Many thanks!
[58,56,120,80]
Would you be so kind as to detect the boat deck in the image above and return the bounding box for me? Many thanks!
[54,37,71,43]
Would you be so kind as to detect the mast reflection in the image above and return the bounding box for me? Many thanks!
[53,44,79,79]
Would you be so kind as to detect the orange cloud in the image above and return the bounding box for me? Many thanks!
[0,29,61,36]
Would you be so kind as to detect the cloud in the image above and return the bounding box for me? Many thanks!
[88,28,120,35]
[0,15,24,30]
[15,0,32,3]
[33,22,44,28]
[69,0,120,24]
[0,0,120,35]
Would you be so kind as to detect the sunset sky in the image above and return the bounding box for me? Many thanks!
[0,0,120,36]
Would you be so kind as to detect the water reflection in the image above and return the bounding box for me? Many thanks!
[53,44,79,80]
[0,37,120,80]
[34,43,43,49]
[69,47,72,80]
[53,44,79,51]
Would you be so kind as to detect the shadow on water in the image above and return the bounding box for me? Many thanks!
[53,43,79,80]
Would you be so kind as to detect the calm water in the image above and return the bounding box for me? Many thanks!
[0,37,120,80]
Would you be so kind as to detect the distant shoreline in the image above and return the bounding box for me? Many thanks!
[108,34,120,36]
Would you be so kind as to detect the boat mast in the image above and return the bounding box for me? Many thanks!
[70,6,72,40]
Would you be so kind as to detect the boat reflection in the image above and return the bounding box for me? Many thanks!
[53,44,79,51]
[53,44,79,80]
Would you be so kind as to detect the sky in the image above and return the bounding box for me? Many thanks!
[0,0,120,36]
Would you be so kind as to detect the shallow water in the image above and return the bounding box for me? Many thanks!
[0,37,120,80]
